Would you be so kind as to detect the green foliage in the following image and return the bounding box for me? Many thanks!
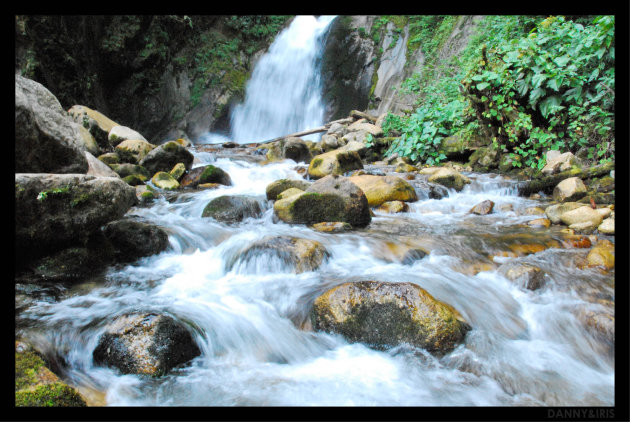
[462,15,615,168]
[384,15,615,169]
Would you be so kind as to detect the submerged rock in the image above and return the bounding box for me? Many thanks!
[311,281,470,354]
[233,236,329,273]
[584,239,614,271]
[92,313,201,377]
[498,263,546,290]
[469,200,494,215]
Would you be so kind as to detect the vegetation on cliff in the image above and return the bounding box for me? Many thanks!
[378,15,615,170]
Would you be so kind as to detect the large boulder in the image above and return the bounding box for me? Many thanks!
[15,75,89,174]
[102,218,170,262]
[180,164,232,188]
[348,174,417,207]
[139,141,194,176]
[307,149,363,179]
[427,167,471,192]
[15,173,137,261]
[229,236,329,273]
[273,175,371,227]
[201,195,262,223]
[265,178,312,201]
[92,313,201,376]
[553,177,587,202]
[310,281,471,354]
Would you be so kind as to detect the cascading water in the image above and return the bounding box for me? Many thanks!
[15,15,615,411]
[198,15,335,145]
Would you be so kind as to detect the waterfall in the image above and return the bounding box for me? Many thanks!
[198,15,336,145]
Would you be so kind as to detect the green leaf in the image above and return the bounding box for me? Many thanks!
[539,95,563,118]
[476,82,491,91]
[529,87,547,107]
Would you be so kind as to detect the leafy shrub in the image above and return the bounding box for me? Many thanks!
[461,15,615,168]
[377,15,614,169]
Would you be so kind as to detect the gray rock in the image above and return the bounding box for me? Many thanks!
[15,173,137,260]
[102,218,169,261]
[15,75,89,174]
[93,313,200,376]
[139,141,194,176]
[202,195,262,223]
[311,281,470,354]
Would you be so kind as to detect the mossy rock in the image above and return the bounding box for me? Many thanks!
[310,281,471,354]
[180,164,232,188]
[98,152,120,165]
[273,175,371,228]
[169,162,187,181]
[122,174,148,186]
[109,163,150,179]
[265,178,312,201]
[151,171,180,190]
[15,341,87,407]
[428,168,471,192]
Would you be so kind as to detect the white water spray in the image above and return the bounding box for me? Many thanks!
[199,16,336,144]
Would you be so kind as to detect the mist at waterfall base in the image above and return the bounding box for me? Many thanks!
[196,15,336,145]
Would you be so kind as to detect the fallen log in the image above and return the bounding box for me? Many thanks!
[518,161,614,196]
[254,117,355,145]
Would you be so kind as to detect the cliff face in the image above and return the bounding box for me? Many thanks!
[16,15,482,142]
[15,15,289,143]
[320,16,483,121]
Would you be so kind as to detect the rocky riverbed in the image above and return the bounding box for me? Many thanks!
[15,74,615,408]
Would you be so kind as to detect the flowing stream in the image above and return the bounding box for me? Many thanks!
[14,15,614,408]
